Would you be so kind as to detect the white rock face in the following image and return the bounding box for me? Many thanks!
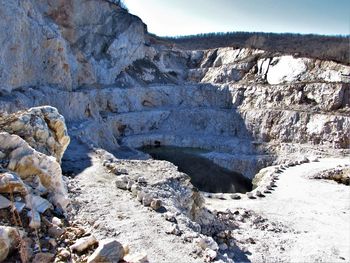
[0,0,73,92]
[0,0,147,93]
[257,55,350,85]
[265,56,308,84]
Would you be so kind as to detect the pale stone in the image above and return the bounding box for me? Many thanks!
[26,194,53,213]
[204,248,217,262]
[51,217,63,227]
[57,249,70,260]
[0,106,70,163]
[124,252,148,263]
[70,235,98,252]
[87,239,124,263]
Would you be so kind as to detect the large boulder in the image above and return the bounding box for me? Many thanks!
[0,132,68,210]
[87,239,125,263]
[0,106,70,163]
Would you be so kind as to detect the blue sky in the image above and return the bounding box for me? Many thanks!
[124,0,350,36]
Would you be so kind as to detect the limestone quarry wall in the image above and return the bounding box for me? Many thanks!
[0,0,349,172]
[0,0,147,93]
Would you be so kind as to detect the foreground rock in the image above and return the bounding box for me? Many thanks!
[0,132,68,209]
[0,106,70,163]
[87,239,124,263]
[0,226,20,262]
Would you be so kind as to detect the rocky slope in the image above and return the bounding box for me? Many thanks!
[0,0,349,262]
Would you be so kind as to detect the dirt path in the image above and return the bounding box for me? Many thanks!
[63,139,203,263]
[206,158,350,262]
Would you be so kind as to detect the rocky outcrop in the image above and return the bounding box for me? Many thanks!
[0,132,68,210]
[0,106,70,261]
[189,47,350,85]
[0,106,70,162]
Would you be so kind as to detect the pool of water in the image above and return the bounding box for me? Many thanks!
[141,146,252,194]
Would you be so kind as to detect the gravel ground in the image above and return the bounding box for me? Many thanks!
[207,158,350,262]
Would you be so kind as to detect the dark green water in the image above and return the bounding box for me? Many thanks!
[141,146,252,194]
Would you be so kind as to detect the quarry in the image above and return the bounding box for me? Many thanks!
[0,1,349,262]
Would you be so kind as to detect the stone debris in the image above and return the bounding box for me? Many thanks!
[70,235,98,253]
[113,167,128,175]
[19,237,33,263]
[247,192,255,199]
[0,106,70,163]
[14,201,26,213]
[219,243,228,251]
[51,217,63,227]
[312,166,350,185]
[137,191,145,202]
[255,191,264,197]
[142,194,153,207]
[26,195,53,213]
[196,236,219,251]
[115,175,129,190]
[309,156,320,162]
[87,239,125,263]
[204,248,217,262]
[165,224,182,236]
[28,210,41,229]
[131,184,141,196]
[127,180,134,191]
[32,252,55,263]
[0,172,27,194]
[0,195,11,210]
[230,194,241,200]
[57,248,71,260]
[124,252,148,263]
[0,226,20,262]
[150,199,162,211]
[48,225,65,238]
[164,212,177,223]
[137,176,147,184]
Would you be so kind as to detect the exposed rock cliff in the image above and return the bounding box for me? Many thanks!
[0,1,349,262]
[0,0,148,93]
